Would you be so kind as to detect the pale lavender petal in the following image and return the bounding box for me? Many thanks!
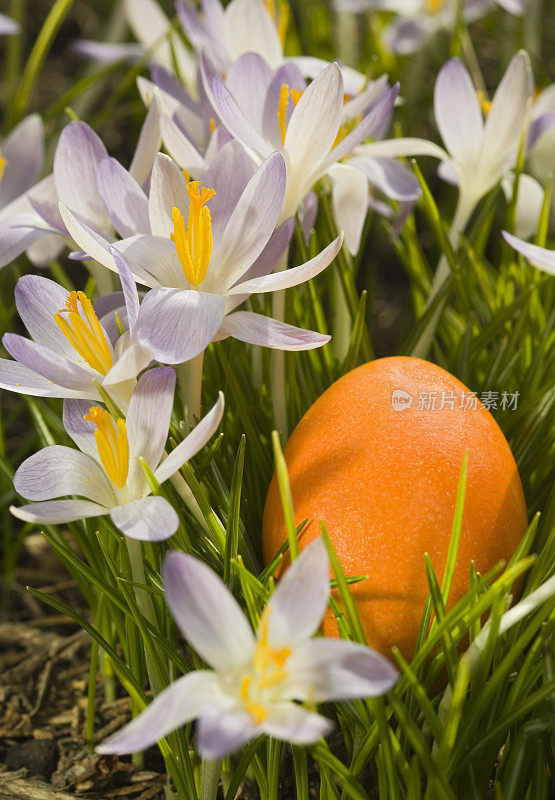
[53,121,110,230]
[25,231,65,266]
[0,223,46,268]
[288,55,367,95]
[117,235,185,288]
[97,157,150,238]
[63,399,100,460]
[28,175,66,233]
[285,638,398,702]
[261,704,333,745]
[495,0,524,13]
[349,156,420,201]
[11,498,108,525]
[124,0,174,67]
[13,446,114,506]
[528,110,555,151]
[228,234,342,295]
[103,342,153,385]
[0,359,88,399]
[321,84,400,171]
[224,0,283,65]
[110,496,178,541]
[0,13,19,34]
[203,140,256,241]
[129,100,162,187]
[196,706,256,759]
[434,58,483,167]
[211,152,286,291]
[148,153,190,238]
[163,550,255,672]
[480,51,534,188]
[385,18,435,56]
[226,53,274,131]
[109,248,140,332]
[136,288,226,363]
[502,231,555,276]
[328,163,369,255]
[0,115,44,207]
[159,116,206,174]
[299,191,318,242]
[342,75,389,123]
[58,203,118,272]
[354,138,448,162]
[154,392,224,485]
[14,274,76,355]
[176,0,214,53]
[201,55,273,158]
[237,218,295,284]
[267,538,330,648]
[126,366,175,486]
[71,40,144,63]
[222,312,330,350]
[97,671,220,754]
[3,334,95,390]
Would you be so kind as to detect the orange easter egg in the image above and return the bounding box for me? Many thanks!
[262,357,527,660]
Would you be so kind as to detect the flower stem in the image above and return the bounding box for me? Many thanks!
[271,249,290,439]
[178,351,204,432]
[200,759,222,800]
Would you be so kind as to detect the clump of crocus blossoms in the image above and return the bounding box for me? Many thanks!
[1,1,555,799]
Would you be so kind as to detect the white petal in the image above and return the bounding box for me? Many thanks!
[111,496,178,541]
[228,234,342,295]
[11,498,108,525]
[196,705,257,759]
[285,638,398,702]
[261,703,333,745]
[480,51,534,191]
[267,538,330,648]
[97,671,220,754]
[154,392,224,485]
[163,550,255,672]
[434,58,483,167]
[501,173,544,240]
[354,138,448,162]
[13,446,114,506]
[129,97,162,186]
[329,163,369,255]
[222,312,330,351]
[502,231,555,276]
[149,153,190,239]
[224,0,283,66]
[159,116,206,174]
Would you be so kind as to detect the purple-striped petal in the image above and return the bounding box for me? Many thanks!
[3,333,96,390]
[226,53,274,131]
[0,359,88,399]
[163,550,255,672]
[109,248,140,332]
[136,288,226,363]
[11,498,108,525]
[222,312,330,350]
[97,157,150,238]
[0,115,44,208]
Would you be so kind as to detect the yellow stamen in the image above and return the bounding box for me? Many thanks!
[171,181,215,287]
[265,0,289,43]
[55,291,113,375]
[240,675,268,724]
[424,0,444,13]
[0,147,7,186]
[278,84,303,146]
[476,90,492,115]
[83,406,129,489]
[209,117,216,134]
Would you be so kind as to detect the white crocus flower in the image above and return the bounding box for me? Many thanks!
[11,367,224,541]
[97,538,398,759]
[356,52,539,277]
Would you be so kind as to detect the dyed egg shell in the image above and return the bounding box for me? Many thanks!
[262,357,527,659]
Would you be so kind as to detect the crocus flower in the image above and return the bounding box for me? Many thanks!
[366,1,523,55]
[73,0,196,93]
[502,232,555,277]
[0,13,19,34]
[201,58,400,222]
[0,265,153,408]
[0,114,161,269]
[11,367,224,541]
[356,52,539,244]
[59,146,342,364]
[97,538,398,758]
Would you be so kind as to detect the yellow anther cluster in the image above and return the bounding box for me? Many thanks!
[424,0,445,13]
[278,84,303,146]
[55,291,113,375]
[83,406,129,489]
[240,608,292,724]
[476,90,492,115]
[171,181,216,287]
[0,147,7,186]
